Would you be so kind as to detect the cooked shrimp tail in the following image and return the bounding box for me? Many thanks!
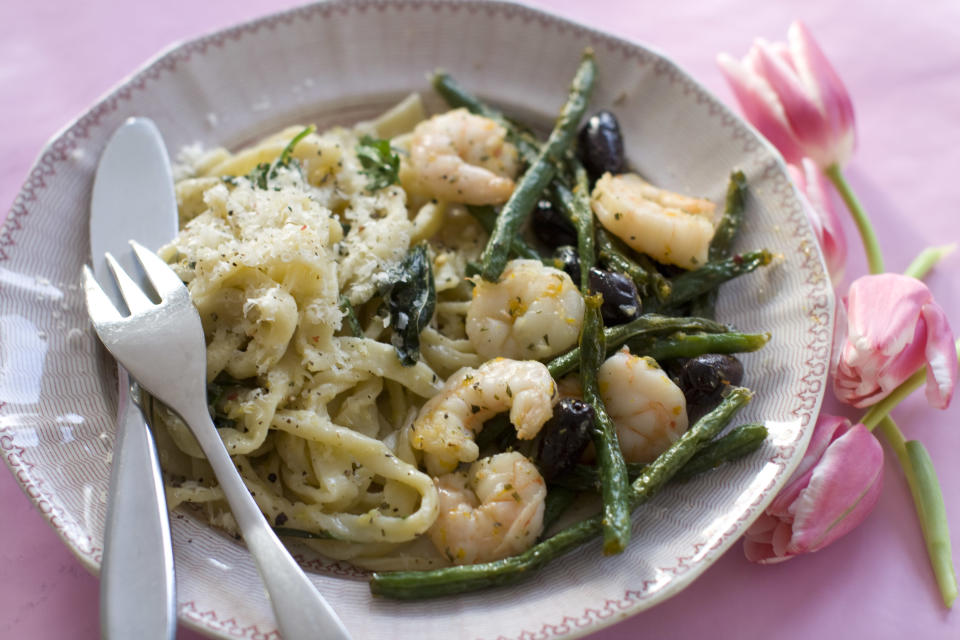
[428,451,547,565]
[467,259,584,361]
[408,109,519,205]
[410,358,559,474]
[591,172,717,270]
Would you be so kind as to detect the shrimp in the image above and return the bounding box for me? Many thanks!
[466,259,584,361]
[410,358,558,474]
[591,172,717,270]
[408,109,520,205]
[597,348,688,463]
[428,451,546,565]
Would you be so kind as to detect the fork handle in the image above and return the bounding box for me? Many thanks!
[100,368,176,640]
[179,401,352,640]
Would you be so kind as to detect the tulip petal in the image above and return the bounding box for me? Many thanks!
[770,519,794,558]
[921,301,958,409]
[743,513,778,563]
[742,420,881,564]
[787,424,883,554]
[846,275,929,360]
[751,39,834,167]
[744,514,794,564]
[717,52,805,164]
[788,159,847,283]
[769,414,849,514]
[835,274,957,409]
[830,293,849,372]
[788,21,856,165]
[872,321,928,401]
[798,158,847,281]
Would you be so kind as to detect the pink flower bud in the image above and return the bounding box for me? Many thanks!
[717,21,855,169]
[744,415,883,563]
[834,274,957,409]
[787,158,847,284]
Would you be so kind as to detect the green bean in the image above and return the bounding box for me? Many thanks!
[627,330,770,361]
[552,422,768,491]
[554,154,634,551]
[337,295,364,337]
[431,71,503,120]
[368,388,752,599]
[558,160,594,288]
[479,51,595,282]
[672,422,767,482]
[651,249,773,313]
[431,72,540,166]
[466,205,547,263]
[627,387,752,508]
[540,486,580,536]
[710,171,748,262]
[546,314,730,379]
[595,227,672,302]
[549,169,671,302]
[580,297,632,554]
[689,171,748,318]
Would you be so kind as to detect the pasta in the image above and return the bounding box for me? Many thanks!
[152,63,769,577]
[155,95,497,568]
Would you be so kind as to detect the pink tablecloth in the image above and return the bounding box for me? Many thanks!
[2,1,959,638]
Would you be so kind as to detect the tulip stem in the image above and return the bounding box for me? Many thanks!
[905,244,957,281]
[860,336,960,431]
[877,416,958,608]
[860,370,926,431]
[824,163,884,274]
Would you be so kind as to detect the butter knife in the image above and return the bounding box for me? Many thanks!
[91,117,178,640]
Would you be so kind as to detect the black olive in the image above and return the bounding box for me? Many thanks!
[660,358,687,388]
[680,354,744,391]
[588,267,641,325]
[552,245,581,287]
[577,110,626,182]
[676,354,744,422]
[531,199,578,248]
[536,398,595,482]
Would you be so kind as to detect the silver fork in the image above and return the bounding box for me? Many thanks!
[82,241,352,640]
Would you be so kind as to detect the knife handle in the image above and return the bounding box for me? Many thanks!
[100,367,176,640]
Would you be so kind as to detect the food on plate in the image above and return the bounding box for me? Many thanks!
[151,49,773,593]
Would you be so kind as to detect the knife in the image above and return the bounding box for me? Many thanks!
[91,117,179,640]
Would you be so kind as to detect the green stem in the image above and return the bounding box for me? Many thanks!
[875,415,907,458]
[824,163,884,274]
[878,417,957,608]
[860,369,926,431]
[905,439,959,608]
[860,338,960,430]
[904,244,956,281]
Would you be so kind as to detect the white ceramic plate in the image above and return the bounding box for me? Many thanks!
[0,1,834,638]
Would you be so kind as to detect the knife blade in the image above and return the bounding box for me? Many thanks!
[91,117,179,640]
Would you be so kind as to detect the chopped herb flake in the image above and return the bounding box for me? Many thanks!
[356,135,400,192]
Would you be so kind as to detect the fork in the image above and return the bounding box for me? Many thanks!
[82,241,352,640]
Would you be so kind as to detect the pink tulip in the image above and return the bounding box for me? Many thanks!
[717,21,855,169]
[787,158,847,284]
[834,274,957,409]
[744,415,883,563]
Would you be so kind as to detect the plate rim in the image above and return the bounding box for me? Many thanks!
[0,1,834,638]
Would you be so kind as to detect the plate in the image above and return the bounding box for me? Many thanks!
[0,1,833,638]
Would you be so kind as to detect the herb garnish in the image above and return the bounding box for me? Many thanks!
[382,243,436,366]
[356,135,400,192]
[230,125,316,190]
